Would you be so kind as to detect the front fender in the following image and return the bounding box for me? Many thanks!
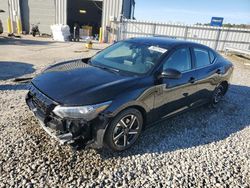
[91,78,158,149]
[104,84,158,118]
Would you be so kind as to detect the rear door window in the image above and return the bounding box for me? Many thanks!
[194,48,211,68]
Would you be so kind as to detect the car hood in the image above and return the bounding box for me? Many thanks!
[31,60,138,106]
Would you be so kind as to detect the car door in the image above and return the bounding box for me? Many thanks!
[154,47,200,118]
[191,47,221,101]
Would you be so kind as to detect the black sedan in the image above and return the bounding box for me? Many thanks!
[26,37,233,151]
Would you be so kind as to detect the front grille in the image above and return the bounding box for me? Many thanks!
[28,84,57,115]
[32,95,48,114]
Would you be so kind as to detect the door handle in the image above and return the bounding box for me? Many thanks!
[189,77,195,84]
[216,69,221,74]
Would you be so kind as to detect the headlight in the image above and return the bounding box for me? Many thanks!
[53,101,112,120]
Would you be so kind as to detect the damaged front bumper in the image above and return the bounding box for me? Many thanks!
[25,85,109,149]
[26,97,74,145]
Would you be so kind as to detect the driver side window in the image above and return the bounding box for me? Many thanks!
[163,48,192,72]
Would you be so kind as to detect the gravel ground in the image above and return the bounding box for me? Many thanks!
[0,37,249,187]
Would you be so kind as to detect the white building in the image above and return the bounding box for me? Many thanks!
[0,0,135,41]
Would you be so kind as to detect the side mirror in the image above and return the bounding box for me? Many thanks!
[158,68,182,79]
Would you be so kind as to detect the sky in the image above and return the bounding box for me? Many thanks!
[134,0,250,25]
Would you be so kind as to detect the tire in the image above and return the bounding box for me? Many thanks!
[104,108,143,152]
[211,84,226,107]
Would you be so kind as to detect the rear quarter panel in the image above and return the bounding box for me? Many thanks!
[194,50,233,100]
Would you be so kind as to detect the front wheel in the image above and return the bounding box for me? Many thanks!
[104,108,143,152]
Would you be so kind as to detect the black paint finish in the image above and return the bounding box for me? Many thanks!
[27,37,233,148]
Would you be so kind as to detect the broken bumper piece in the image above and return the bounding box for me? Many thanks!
[25,86,96,148]
[37,119,74,145]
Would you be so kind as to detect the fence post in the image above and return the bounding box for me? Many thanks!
[152,24,156,36]
[118,21,123,41]
[114,21,121,41]
[214,28,221,50]
[221,28,230,51]
[184,26,188,40]
[123,21,127,40]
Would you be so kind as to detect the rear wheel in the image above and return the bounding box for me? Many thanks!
[211,84,226,107]
[104,108,143,151]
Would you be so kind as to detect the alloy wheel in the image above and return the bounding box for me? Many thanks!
[214,85,224,104]
[112,114,140,148]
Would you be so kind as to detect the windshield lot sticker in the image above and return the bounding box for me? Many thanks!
[148,46,168,53]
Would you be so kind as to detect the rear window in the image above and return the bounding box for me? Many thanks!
[194,48,211,68]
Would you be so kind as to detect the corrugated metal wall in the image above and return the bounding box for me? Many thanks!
[113,19,250,51]
[102,0,123,41]
[21,0,66,33]
[0,0,9,33]
[21,0,56,34]
[20,0,124,37]
[1,0,131,38]
[55,0,67,25]
[0,0,21,33]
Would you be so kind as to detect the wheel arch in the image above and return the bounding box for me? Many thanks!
[126,105,147,129]
[91,103,149,149]
[107,104,148,129]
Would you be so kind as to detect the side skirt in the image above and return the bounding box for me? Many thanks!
[145,99,209,129]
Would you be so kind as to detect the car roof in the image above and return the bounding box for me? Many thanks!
[125,37,205,49]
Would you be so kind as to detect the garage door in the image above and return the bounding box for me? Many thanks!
[21,0,55,34]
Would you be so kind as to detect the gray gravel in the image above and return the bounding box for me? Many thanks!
[0,38,249,187]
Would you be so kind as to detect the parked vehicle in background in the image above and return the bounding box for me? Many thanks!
[26,37,233,152]
[0,9,5,34]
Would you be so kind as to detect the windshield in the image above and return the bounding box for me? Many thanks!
[90,41,167,75]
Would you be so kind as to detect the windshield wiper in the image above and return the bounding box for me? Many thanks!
[88,59,120,73]
[102,66,120,72]
[92,64,120,73]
